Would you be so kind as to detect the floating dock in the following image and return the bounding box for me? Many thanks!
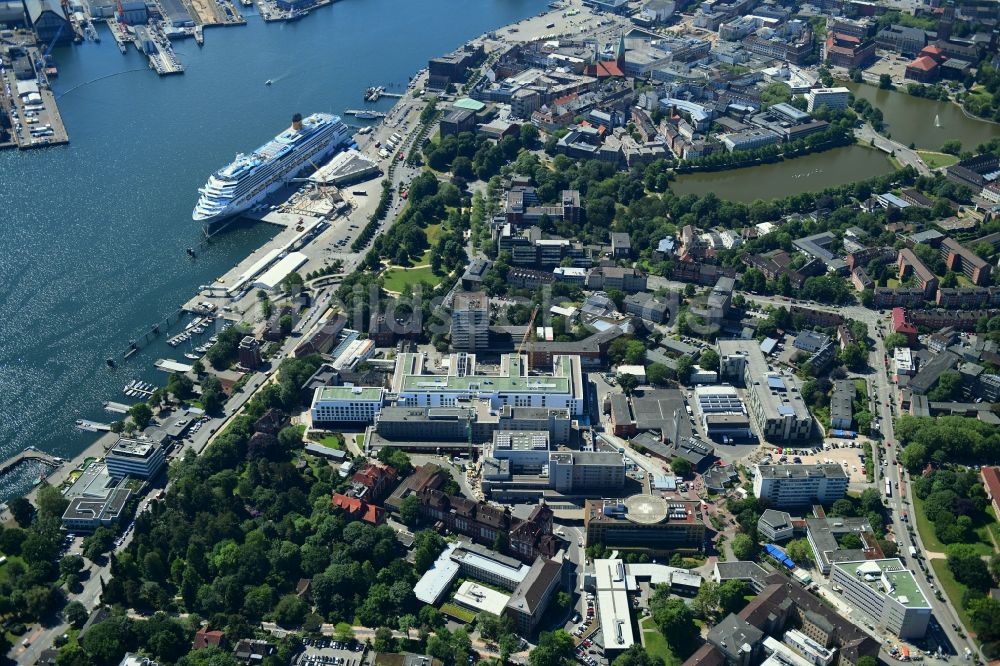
[155,358,193,373]
[75,419,112,432]
[103,401,131,414]
[345,109,387,118]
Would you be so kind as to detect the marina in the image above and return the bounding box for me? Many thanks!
[0,447,62,479]
[123,379,157,398]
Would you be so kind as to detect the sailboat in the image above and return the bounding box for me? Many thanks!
[934,114,941,128]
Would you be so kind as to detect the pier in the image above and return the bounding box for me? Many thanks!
[103,401,131,414]
[0,447,62,478]
[107,18,131,54]
[0,45,70,150]
[116,307,186,362]
[75,419,112,432]
[345,109,387,118]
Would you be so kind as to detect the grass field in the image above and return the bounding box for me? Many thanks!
[912,494,994,556]
[930,558,975,636]
[382,264,442,293]
[314,435,343,450]
[917,150,960,169]
[641,616,680,666]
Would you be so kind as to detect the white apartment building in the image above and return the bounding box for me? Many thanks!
[753,464,849,508]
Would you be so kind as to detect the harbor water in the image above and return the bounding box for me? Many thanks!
[0,0,548,500]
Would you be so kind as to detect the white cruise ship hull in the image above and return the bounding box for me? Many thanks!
[193,112,351,226]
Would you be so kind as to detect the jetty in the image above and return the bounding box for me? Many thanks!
[155,358,193,373]
[0,446,63,477]
[103,401,131,414]
[75,419,112,432]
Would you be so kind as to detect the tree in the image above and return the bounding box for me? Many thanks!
[279,314,294,335]
[969,597,1000,643]
[879,73,894,89]
[9,497,34,527]
[400,494,421,527]
[671,457,693,478]
[829,498,858,517]
[692,580,720,619]
[718,580,749,615]
[650,592,697,658]
[883,332,908,353]
[857,658,878,666]
[698,348,719,372]
[941,139,962,155]
[129,402,153,430]
[646,363,673,387]
[529,631,575,666]
[785,539,813,566]
[611,646,664,666]
[334,622,355,643]
[64,600,88,628]
[675,356,694,385]
[617,373,640,396]
[838,343,867,370]
[731,533,755,560]
[167,372,194,400]
[36,482,69,519]
[947,543,992,591]
[83,526,115,561]
[60,554,85,577]
[373,626,395,653]
[839,533,863,549]
[273,594,308,628]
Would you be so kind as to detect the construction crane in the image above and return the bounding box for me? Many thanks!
[517,305,540,369]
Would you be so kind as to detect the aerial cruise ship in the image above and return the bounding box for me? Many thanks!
[193,112,351,225]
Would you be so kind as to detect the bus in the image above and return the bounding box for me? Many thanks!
[885,479,892,497]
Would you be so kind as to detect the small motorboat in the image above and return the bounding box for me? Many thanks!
[265,79,273,86]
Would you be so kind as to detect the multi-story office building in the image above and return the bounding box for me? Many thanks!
[451,291,490,351]
[721,128,780,152]
[830,559,931,639]
[490,431,551,472]
[752,464,848,509]
[392,352,586,416]
[310,386,385,423]
[549,452,625,493]
[584,496,705,553]
[105,437,166,479]
[693,385,751,440]
[718,340,813,442]
[806,87,850,112]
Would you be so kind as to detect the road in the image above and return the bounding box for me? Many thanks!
[741,294,981,661]
[855,123,932,177]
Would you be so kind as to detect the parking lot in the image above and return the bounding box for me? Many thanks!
[763,441,871,484]
[297,639,366,666]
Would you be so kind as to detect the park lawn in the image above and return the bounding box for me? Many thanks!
[406,223,443,268]
[354,434,364,448]
[930,558,976,637]
[382,264,442,293]
[641,617,681,666]
[314,435,343,450]
[912,494,994,556]
[917,151,959,169]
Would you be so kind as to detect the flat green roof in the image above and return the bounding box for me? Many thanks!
[318,386,384,401]
[837,560,929,608]
[454,98,486,111]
